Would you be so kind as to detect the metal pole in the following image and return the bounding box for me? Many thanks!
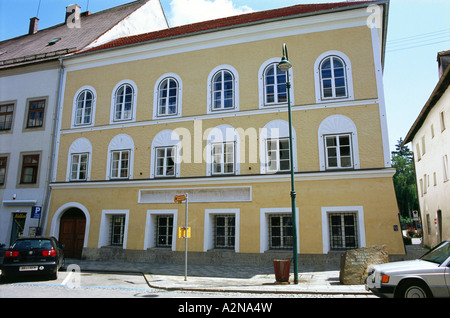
[283,44,299,284]
[184,193,188,281]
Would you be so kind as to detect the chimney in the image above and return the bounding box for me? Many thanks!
[65,4,81,26]
[28,17,39,35]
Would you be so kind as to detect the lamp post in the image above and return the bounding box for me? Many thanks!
[278,43,299,284]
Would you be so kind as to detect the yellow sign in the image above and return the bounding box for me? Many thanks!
[174,195,186,203]
[178,227,191,239]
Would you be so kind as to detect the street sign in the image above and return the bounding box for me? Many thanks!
[174,195,186,203]
[31,206,42,219]
[413,210,419,221]
[178,226,191,239]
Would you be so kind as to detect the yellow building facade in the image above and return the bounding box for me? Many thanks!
[45,1,405,263]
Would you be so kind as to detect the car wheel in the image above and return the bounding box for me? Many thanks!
[397,280,432,298]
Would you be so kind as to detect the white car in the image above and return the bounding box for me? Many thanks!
[366,241,450,298]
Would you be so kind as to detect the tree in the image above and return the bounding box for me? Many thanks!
[391,138,419,221]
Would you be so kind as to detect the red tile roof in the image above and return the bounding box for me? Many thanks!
[81,0,379,54]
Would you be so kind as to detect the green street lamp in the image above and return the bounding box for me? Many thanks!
[278,43,299,284]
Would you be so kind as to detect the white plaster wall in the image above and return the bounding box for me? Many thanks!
[0,66,60,246]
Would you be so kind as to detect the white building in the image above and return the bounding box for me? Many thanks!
[404,50,450,248]
[0,0,168,247]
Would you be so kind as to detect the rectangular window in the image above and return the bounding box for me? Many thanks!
[324,134,353,169]
[440,111,446,132]
[0,156,7,185]
[155,147,175,177]
[269,214,292,250]
[443,155,449,182]
[20,154,39,184]
[26,100,45,128]
[328,212,358,250]
[70,153,88,181]
[111,150,129,179]
[0,104,14,131]
[266,138,290,172]
[110,214,125,246]
[212,142,235,175]
[214,215,235,249]
[156,215,173,248]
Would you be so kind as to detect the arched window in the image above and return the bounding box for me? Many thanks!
[205,124,240,176]
[150,130,181,178]
[153,73,182,119]
[67,138,92,181]
[314,51,353,103]
[106,134,134,180]
[258,58,294,108]
[259,119,297,174]
[158,77,178,116]
[111,80,137,123]
[72,86,96,127]
[207,65,239,113]
[318,115,359,171]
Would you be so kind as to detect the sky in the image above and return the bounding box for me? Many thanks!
[0,0,449,154]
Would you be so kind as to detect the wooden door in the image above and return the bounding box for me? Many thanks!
[59,209,86,259]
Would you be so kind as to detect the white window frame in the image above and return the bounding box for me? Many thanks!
[110,80,137,124]
[205,125,240,176]
[70,153,89,181]
[72,86,96,127]
[266,138,291,173]
[144,210,178,250]
[314,51,354,103]
[207,65,239,113]
[110,149,130,179]
[106,134,134,180]
[258,58,294,109]
[153,73,182,119]
[211,142,235,176]
[321,206,365,254]
[66,138,92,181]
[150,130,181,179]
[259,119,297,174]
[98,210,129,249]
[204,209,240,253]
[155,146,176,178]
[318,115,359,171]
[324,134,354,170]
[260,208,299,253]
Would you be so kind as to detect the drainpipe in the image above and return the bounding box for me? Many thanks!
[41,58,64,236]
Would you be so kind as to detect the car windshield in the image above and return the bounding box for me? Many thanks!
[12,239,52,250]
[420,241,450,265]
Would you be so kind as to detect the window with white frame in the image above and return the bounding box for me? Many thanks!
[75,89,94,125]
[110,150,130,179]
[214,215,235,249]
[318,115,359,171]
[155,146,175,177]
[113,83,134,122]
[266,138,290,173]
[212,70,234,110]
[269,214,292,250]
[328,212,358,250]
[264,63,287,106]
[156,215,173,248]
[324,134,353,169]
[314,51,353,103]
[211,142,235,175]
[157,77,179,117]
[70,153,88,181]
[319,56,348,99]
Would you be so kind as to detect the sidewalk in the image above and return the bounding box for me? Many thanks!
[65,244,428,296]
[66,259,371,295]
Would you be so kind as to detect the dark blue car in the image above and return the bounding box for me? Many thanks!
[1,237,65,280]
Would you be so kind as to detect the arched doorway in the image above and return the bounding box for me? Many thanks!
[59,208,86,259]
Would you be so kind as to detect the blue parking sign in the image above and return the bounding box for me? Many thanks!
[31,206,42,219]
